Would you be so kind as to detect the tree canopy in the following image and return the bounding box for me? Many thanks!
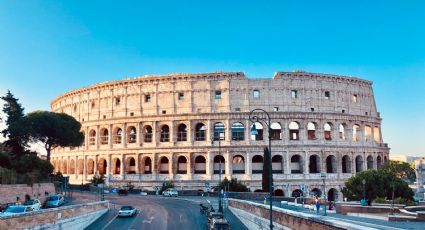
[26,111,84,161]
[381,160,416,182]
[219,177,250,192]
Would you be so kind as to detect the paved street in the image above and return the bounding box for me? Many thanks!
[70,192,246,230]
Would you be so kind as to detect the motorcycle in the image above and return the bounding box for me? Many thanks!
[199,204,209,215]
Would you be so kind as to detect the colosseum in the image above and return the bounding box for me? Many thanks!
[50,71,390,201]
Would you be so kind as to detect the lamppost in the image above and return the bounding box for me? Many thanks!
[362,179,366,204]
[212,132,224,213]
[249,108,273,230]
[321,172,327,216]
[391,182,395,215]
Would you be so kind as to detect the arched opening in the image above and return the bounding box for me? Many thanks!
[274,189,284,197]
[177,156,187,174]
[272,155,283,174]
[232,155,245,174]
[367,155,374,170]
[61,160,67,174]
[160,125,170,142]
[231,122,245,141]
[159,157,169,174]
[291,155,302,174]
[353,124,360,142]
[326,155,337,173]
[113,158,121,175]
[339,124,346,140]
[311,188,322,197]
[143,157,152,174]
[194,156,206,174]
[98,158,107,175]
[114,128,122,144]
[143,125,153,142]
[100,128,109,145]
[177,123,187,142]
[126,157,136,174]
[252,155,263,174]
[384,156,388,163]
[373,126,380,143]
[250,122,263,141]
[270,122,282,140]
[377,156,382,169]
[309,155,320,173]
[328,188,337,201]
[213,122,225,141]
[214,155,225,174]
[342,155,351,173]
[78,159,84,175]
[69,159,75,174]
[355,155,363,172]
[89,130,96,145]
[292,189,303,198]
[87,159,95,174]
[307,122,316,140]
[81,131,86,146]
[289,122,300,140]
[127,126,137,143]
[324,123,332,140]
[365,125,372,142]
[195,123,206,141]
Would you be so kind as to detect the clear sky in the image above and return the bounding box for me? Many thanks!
[0,1,424,156]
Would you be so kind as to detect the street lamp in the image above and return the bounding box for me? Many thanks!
[249,108,273,230]
[212,132,225,213]
[321,172,327,216]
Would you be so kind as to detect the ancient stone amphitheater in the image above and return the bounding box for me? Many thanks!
[50,71,389,201]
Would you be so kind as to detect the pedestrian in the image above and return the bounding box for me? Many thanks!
[315,198,321,214]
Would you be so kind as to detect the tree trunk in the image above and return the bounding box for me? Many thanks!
[46,144,51,161]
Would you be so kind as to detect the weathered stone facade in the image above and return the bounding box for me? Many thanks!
[50,71,389,200]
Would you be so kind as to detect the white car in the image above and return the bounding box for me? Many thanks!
[23,199,42,211]
[45,194,65,208]
[162,188,178,197]
[0,206,32,217]
[118,206,137,217]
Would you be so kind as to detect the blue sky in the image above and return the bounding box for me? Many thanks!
[0,1,424,156]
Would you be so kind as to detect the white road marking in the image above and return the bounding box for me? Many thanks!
[100,214,118,230]
[142,216,154,224]
[179,214,183,223]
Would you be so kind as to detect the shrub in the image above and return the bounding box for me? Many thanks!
[374,197,387,204]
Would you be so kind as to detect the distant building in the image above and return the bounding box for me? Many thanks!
[414,159,425,200]
[390,154,421,163]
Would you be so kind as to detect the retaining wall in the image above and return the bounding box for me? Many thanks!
[0,183,55,204]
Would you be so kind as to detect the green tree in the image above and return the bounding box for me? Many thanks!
[219,177,250,192]
[160,181,175,193]
[1,91,29,156]
[262,147,272,192]
[26,111,84,161]
[342,169,414,203]
[382,160,416,182]
[0,151,11,168]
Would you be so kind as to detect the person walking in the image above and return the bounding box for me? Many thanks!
[315,197,321,214]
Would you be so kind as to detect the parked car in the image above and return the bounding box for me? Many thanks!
[118,189,128,196]
[0,203,16,212]
[45,194,65,208]
[0,205,32,217]
[23,199,42,211]
[118,206,137,217]
[207,218,230,230]
[162,188,178,197]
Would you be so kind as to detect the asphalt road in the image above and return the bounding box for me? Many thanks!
[77,192,246,230]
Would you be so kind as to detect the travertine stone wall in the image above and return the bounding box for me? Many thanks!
[50,71,390,199]
[0,183,55,204]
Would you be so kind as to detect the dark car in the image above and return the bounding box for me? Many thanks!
[118,189,128,196]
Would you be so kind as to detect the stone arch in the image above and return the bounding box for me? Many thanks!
[291,154,302,174]
[326,155,337,173]
[324,122,332,140]
[213,122,225,141]
[98,158,107,175]
[143,125,153,142]
[355,155,363,172]
[87,158,95,174]
[274,189,284,197]
[160,125,170,142]
[62,159,68,174]
[307,122,317,140]
[232,155,245,174]
[289,122,300,140]
[159,156,169,174]
[339,123,346,140]
[342,155,351,173]
[250,122,263,141]
[367,155,374,170]
[177,123,187,142]
[311,188,322,197]
[292,189,303,198]
[127,126,137,143]
[377,155,382,169]
[100,128,109,145]
[328,188,338,201]
[112,158,121,175]
[89,129,96,145]
[77,159,84,174]
[270,122,282,140]
[177,156,188,174]
[69,159,75,174]
[213,155,225,174]
[272,155,283,174]
[365,125,372,142]
[352,124,360,142]
[252,155,263,174]
[309,154,320,173]
[113,127,122,144]
[142,156,152,174]
[194,155,206,174]
[231,122,245,141]
[126,157,136,174]
[195,123,206,141]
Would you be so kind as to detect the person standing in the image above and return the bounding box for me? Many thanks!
[315,197,321,214]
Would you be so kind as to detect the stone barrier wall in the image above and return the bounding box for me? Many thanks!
[335,203,404,215]
[0,201,108,230]
[0,183,56,204]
